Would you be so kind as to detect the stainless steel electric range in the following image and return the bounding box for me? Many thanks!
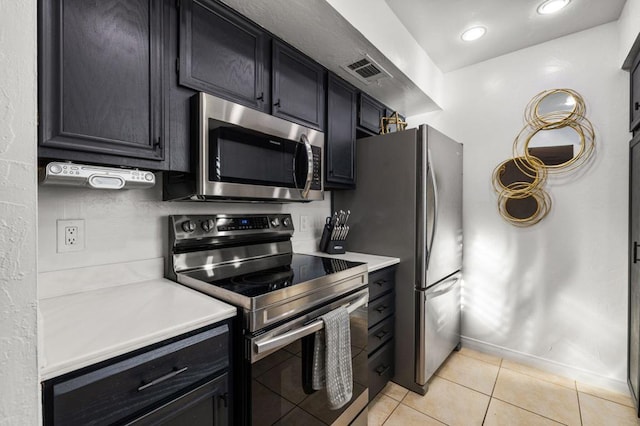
[166,213,369,426]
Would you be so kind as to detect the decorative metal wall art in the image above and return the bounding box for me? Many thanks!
[380,111,407,134]
[492,88,595,226]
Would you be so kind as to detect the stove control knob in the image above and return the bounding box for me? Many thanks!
[282,217,292,228]
[181,220,196,233]
[270,218,280,228]
[201,219,215,232]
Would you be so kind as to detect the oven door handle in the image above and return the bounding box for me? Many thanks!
[253,291,368,354]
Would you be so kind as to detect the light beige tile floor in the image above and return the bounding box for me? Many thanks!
[368,347,640,425]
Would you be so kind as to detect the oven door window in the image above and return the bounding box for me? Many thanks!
[209,126,310,190]
[246,307,368,426]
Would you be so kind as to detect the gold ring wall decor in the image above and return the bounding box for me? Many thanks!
[492,88,595,226]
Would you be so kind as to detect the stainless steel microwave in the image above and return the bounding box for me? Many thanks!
[164,92,324,202]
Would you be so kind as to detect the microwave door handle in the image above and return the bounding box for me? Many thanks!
[300,134,314,198]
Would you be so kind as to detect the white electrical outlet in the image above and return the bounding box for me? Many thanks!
[57,219,85,253]
[300,215,310,232]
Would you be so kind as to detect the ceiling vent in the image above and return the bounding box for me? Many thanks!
[342,55,392,85]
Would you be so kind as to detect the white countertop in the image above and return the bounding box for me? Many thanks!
[298,251,399,273]
[39,278,236,381]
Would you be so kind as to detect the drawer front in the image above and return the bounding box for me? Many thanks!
[368,341,394,402]
[368,266,396,301]
[49,324,229,426]
[368,316,394,355]
[368,291,395,328]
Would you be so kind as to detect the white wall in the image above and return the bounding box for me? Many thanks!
[409,22,629,387]
[618,0,640,66]
[0,0,39,424]
[38,177,330,273]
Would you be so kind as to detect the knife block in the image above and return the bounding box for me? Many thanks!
[319,226,346,254]
[325,240,346,254]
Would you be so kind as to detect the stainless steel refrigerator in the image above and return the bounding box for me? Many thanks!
[334,124,463,395]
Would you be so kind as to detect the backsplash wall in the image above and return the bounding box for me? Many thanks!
[38,174,330,273]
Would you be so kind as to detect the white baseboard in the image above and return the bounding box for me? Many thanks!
[461,336,629,395]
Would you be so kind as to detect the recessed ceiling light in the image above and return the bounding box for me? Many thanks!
[537,0,571,15]
[461,26,486,42]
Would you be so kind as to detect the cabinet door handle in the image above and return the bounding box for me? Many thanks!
[635,102,640,111]
[219,392,228,408]
[256,92,264,101]
[374,279,387,286]
[635,241,640,264]
[375,305,388,313]
[375,364,391,376]
[375,330,388,339]
[274,99,281,107]
[137,366,188,391]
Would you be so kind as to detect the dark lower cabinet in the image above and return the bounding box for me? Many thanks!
[629,134,640,416]
[367,265,396,401]
[326,73,357,188]
[42,322,231,425]
[38,0,166,169]
[178,0,268,111]
[272,40,326,131]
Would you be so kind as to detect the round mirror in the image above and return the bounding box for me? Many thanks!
[525,89,585,129]
[524,125,583,168]
[536,91,577,117]
[504,195,539,220]
[492,156,546,194]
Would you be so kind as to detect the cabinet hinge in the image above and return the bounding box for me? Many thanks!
[175,58,180,74]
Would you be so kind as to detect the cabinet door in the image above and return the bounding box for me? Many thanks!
[357,93,384,135]
[178,0,267,111]
[39,0,164,168]
[629,135,640,412]
[326,74,356,187]
[632,59,640,133]
[272,40,326,130]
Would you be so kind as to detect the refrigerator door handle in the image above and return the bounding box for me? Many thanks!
[426,148,439,270]
[426,275,459,298]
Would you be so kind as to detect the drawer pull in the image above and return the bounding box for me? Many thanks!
[137,366,188,391]
[375,330,388,340]
[375,305,388,313]
[374,279,387,286]
[635,101,640,111]
[375,364,391,376]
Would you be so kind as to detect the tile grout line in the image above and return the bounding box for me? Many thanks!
[380,398,402,426]
[481,357,503,425]
[490,396,569,425]
[575,381,584,426]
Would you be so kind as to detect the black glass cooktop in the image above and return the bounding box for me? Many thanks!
[209,254,364,298]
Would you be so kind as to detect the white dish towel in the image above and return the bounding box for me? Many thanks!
[311,306,353,410]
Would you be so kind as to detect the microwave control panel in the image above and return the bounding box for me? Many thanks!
[311,146,321,190]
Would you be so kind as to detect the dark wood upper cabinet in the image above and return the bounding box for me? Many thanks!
[38,0,165,169]
[631,58,640,133]
[178,0,268,111]
[357,92,384,135]
[272,40,326,131]
[326,73,357,188]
